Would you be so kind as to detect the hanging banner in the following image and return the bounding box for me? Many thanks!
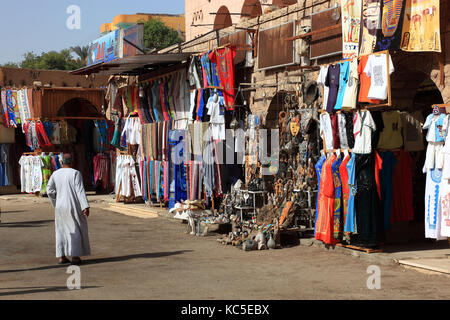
[341,0,362,59]
[400,0,441,52]
[359,0,382,55]
[375,0,407,50]
[88,30,120,66]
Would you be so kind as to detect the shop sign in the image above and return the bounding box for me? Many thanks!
[88,30,120,66]
[119,24,145,58]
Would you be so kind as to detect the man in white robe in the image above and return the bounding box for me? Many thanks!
[47,154,90,265]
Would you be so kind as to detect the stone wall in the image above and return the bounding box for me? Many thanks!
[181,0,449,119]
[0,67,109,89]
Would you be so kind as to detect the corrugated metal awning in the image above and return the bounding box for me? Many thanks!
[70,53,192,76]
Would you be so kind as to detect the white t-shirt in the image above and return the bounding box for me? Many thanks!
[317,66,329,110]
[319,113,334,151]
[353,110,376,154]
[207,95,226,141]
[364,53,395,100]
[341,59,359,109]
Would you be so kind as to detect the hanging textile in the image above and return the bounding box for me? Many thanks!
[375,0,407,50]
[341,0,362,58]
[315,155,338,245]
[400,0,441,52]
[19,155,44,193]
[208,46,236,110]
[360,0,383,55]
[94,153,110,190]
[40,154,52,195]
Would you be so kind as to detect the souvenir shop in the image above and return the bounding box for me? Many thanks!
[105,45,250,213]
[0,87,114,196]
[313,45,450,251]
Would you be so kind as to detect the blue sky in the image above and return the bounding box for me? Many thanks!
[0,0,185,64]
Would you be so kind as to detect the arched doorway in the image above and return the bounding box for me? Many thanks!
[241,0,263,20]
[57,98,102,117]
[213,6,233,31]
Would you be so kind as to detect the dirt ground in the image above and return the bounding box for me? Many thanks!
[0,197,449,300]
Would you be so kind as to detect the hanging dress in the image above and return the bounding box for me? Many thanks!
[315,155,338,245]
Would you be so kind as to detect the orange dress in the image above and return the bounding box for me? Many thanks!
[315,155,338,245]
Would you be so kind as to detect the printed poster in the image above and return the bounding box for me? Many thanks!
[375,0,407,50]
[359,0,383,55]
[400,0,441,52]
[341,0,362,59]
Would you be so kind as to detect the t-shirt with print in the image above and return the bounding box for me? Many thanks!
[317,66,330,111]
[364,53,395,100]
[334,61,350,111]
[341,59,359,109]
[353,110,376,154]
[423,113,448,142]
[209,47,236,110]
[324,64,340,113]
[320,113,334,151]
[337,113,349,149]
[377,111,404,150]
[401,111,424,152]
[357,55,381,104]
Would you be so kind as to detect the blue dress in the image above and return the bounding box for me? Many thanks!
[314,155,327,235]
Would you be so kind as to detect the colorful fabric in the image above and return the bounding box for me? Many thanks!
[316,155,338,245]
[360,0,383,55]
[332,156,343,240]
[375,0,407,50]
[209,47,236,110]
[341,0,362,58]
[400,0,441,52]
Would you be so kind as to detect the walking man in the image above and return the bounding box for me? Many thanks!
[47,153,90,265]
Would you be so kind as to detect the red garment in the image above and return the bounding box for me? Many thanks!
[339,155,351,224]
[159,82,169,121]
[315,155,338,245]
[208,47,236,110]
[391,151,414,223]
[330,113,340,149]
[374,151,383,200]
[94,153,109,190]
[35,122,52,148]
[358,55,381,104]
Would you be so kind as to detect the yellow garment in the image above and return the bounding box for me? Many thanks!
[377,111,404,150]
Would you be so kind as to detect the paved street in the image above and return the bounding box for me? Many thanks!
[0,195,449,300]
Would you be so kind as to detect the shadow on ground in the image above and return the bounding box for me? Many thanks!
[0,250,193,274]
[0,220,54,228]
[0,286,101,297]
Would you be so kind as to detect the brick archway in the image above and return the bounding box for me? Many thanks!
[213,6,233,31]
[241,0,263,20]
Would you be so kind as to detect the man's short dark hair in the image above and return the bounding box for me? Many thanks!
[62,154,73,165]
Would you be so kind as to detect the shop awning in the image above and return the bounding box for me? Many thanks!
[70,53,192,76]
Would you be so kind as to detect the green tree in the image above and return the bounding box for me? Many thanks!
[142,19,183,51]
[20,50,85,70]
[1,62,20,68]
[70,45,89,65]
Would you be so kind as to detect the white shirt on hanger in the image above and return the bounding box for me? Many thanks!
[319,113,334,151]
[364,53,395,100]
[353,110,376,154]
